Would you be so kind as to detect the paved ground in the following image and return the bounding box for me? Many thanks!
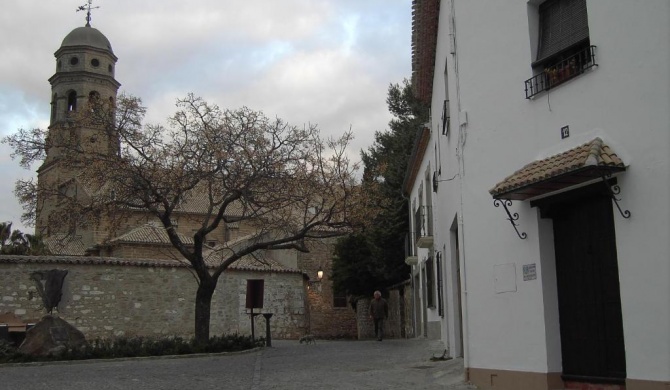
[0,338,477,390]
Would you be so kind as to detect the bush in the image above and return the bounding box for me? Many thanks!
[0,340,18,358]
[0,334,264,364]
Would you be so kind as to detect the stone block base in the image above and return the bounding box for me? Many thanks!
[468,368,669,390]
[467,367,562,390]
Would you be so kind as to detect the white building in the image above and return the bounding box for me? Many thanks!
[405,1,669,389]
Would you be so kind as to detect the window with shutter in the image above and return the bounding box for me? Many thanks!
[426,256,435,308]
[534,0,589,67]
[524,0,597,98]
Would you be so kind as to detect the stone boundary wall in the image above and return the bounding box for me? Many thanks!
[356,296,396,340]
[354,281,412,340]
[297,239,357,339]
[0,256,308,340]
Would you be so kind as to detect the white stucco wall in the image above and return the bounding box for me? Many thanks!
[422,0,669,382]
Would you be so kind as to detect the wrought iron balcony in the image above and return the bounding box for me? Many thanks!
[405,232,418,265]
[414,205,433,248]
[441,99,450,135]
[525,45,597,99]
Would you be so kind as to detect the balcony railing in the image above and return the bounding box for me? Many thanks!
[525,45,597,99]
[404,232,418,265]
[414,205,433,248]
[405,232,416,258]
[441,99,450,135]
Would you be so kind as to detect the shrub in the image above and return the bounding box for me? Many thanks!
[0,334,264,364]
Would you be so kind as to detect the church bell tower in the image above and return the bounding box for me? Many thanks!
[36,3,121,242]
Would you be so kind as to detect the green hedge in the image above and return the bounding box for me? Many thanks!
[0,334,264,363]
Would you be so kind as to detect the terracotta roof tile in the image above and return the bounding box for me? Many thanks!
[0,254,300,274]
[202,233,300,272]
[109,223,194,245]
[44,234,87,256]
[0,254,181,268]
[174,195,244,217]
[490,138,625,200]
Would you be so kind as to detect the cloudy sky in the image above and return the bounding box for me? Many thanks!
[0,0,412,233]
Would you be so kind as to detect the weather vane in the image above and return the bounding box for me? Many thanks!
[77,0,100,27]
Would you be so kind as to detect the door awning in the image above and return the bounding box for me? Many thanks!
[490,138,626,201]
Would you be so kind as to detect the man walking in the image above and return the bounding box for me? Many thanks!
[369,290,388,341]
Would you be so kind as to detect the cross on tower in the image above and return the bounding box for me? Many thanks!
[77,0,100,27]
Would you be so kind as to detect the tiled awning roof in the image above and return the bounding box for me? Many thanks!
[490,138,626,201]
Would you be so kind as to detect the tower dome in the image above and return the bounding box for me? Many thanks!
[60,26,114,54]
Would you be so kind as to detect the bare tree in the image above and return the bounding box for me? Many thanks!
[3,93,366,342]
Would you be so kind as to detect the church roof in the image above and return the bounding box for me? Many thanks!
[108,223,195,245]
[43,234,87,256]
[60,26,114,54]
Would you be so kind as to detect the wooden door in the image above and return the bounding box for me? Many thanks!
[551,191,626,381]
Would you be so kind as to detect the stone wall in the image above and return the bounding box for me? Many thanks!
[0,256,308,340]
[354,282,413,340]
[306,282,356,338]
[298,239,357,339]
[389,281,414,338]
[356,296,399,340]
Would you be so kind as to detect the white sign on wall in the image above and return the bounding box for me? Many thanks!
[523,264,537,281]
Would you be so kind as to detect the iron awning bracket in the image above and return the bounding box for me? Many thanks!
[493,199,527,239]
[601,174,631,219]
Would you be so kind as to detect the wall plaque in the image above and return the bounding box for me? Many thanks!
[523,263,537,281]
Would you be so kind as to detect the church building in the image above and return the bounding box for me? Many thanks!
[1,11,356,342]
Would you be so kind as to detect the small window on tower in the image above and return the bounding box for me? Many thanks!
[67,91,77,112]
[51,94,57,121]
[70,57,79,66]
[108,64,113,73]
[89,91,101,101]
[88,91,101,116]
[91,58,100,67]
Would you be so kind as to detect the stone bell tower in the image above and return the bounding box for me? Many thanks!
[36,4,121,243]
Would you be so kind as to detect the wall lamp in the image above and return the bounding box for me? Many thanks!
[308,267,324,291]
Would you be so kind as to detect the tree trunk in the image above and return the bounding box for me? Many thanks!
[194,279,216,344]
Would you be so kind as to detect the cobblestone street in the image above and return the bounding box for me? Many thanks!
[0,339,475,390]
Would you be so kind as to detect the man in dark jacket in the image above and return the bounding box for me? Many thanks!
[369,290,388,341]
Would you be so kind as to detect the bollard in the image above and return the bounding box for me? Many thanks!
[0,324,8,342]
[262,313,273,347]
[250,310,261,341]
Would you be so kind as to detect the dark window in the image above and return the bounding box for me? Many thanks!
[333,288,347,308]
[88,91,101,115]
[534,0,589,67]
[436,252,444,317]
[67,91,77,112]
[91,58,100,67]
[525,0,595,98]
[426,256,435,308]
[441,99,450,136]
[70,57,79,66]
[51,94,57,121]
